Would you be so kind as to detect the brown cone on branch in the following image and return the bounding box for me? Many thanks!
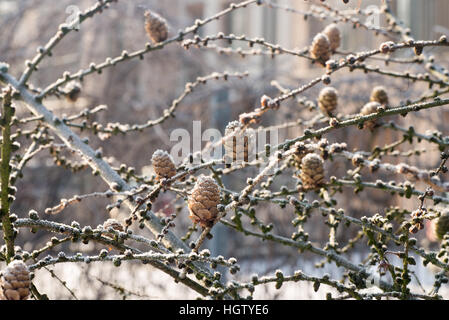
[318,87,338,116]
[103,218,124,232]
[310,33,331,66]
[370,86,389,105]
[0,260,30,300]
[299,153,325,190]
[151,149,177,180]
[223,121,255,165]
[144,10,168,43]
[323,24,341,52]
[360,101,382,130]
[188,176,220,228]
[293,142,314,169]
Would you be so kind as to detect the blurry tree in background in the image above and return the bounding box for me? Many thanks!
[1,0,449,300]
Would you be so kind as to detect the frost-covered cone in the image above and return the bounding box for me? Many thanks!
[370,86,389,105]
[0,260,30,300]
[144,10,168,43]
[103,218,124,232]
[188,176,220,228]
[223,121,255,164]
[293,142,314,169]
[310,33,331,66]
[64,81,81,102]
[151,149,176,179]
[318,87,338,116]
[299,153,325,190]
[360,101,381,130]
[435,211,449,240]
[323,24,341,52]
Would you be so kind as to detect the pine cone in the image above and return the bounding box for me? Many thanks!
[318,87,338,116]
[151,149,176,179]
[310,33,331,66]
[299,153,325,190]
[64,81,81,102]
[144,10,168,43]
[435,211,449,240]
[370,86,389,105]
[360,101,381,130]
[323,24,341,52]
[1,260,30,300]
[103,218,124,232]
[188,176,220,228]
[223,121,255,164]
[293,142,314,169]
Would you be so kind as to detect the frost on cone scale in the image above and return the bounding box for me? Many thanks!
[360,101,382,130]
[310,33,331,66]
[0,260,30,300]
[188,176,220,228]
[293,141,314,170]
[103,218,124,232]
[144,10,168,43]
[151,149,177,180]
[370,86,389,106]
[318,87,338,116]
[223,121,256,165]
[323,24,341,52]
[299,153,325,190]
